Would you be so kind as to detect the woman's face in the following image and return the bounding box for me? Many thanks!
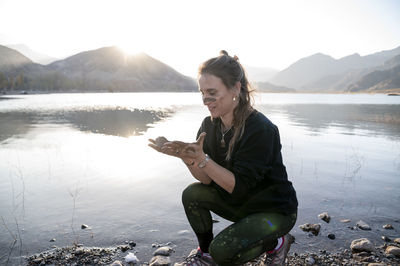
[198,73,238,119]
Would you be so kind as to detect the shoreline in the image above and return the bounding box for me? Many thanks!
[24,237,400,265]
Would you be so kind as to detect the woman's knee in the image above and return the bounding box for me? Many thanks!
[181,182,209,205]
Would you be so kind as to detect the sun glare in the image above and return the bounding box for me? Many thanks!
[117,43,145,56]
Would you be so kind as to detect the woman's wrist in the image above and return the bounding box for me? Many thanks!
[182,159,195,166]
[195,153,208,167]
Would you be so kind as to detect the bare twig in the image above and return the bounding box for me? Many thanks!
[1,216,18,266]
[68,183,82,245]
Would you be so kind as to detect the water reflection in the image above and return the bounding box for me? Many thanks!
[59,109,170,137]
[262,104,400,139]
[0,112,36,142]
[0,108,171,142]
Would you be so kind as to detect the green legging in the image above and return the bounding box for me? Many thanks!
[182,182,297,266]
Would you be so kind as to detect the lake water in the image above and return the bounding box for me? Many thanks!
[1,93,399,264]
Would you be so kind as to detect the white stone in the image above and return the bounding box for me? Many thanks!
[318,212,331,223]
[153,246,174,256]
[356,220,371,230]
[350,238,375,253]
[124,252,139,264]
[149,255,171,266]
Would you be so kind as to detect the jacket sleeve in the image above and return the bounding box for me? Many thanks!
[230,123,280,199]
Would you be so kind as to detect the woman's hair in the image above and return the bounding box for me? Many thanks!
[198,50,255,160]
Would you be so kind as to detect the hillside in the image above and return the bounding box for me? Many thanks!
[0,45,197,92]
[254,82,296,93]
[0,45,40,73]
[269,46,400,91]
[6,44,58,65]
[347,55,400,92]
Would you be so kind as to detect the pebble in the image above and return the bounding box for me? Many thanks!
[383,224,394,229]
[385,246,400,257]
[395,238,400,244]
[119,245,131,252]
[149,255,171,266]
[49,238,56,242]
[356,220,372,230]
[125,252,140,264]
[153,246,174,256]
[328,233,336,240]
[381,236,391,242]
[340,219,351,223]
[305,256,315,265]
[318,212,331,223]
[351,238,375,253]
[299,223,321,236]
[110,260,123,266]
[81,224,89,229]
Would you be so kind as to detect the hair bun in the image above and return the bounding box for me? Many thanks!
[220,50,229,56]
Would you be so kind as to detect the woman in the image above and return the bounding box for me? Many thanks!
[149,51,298,266]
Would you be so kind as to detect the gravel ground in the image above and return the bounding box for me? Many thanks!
[24,240,400,265]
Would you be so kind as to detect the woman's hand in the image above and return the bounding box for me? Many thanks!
[162,132,206,164]
[148,133,207,165]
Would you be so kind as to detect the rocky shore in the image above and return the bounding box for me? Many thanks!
[24,213,400,265]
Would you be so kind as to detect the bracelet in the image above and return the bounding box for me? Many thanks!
[198,154,210,168]
[184,160,195,166]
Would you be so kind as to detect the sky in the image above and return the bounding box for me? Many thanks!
[1,0,400,77]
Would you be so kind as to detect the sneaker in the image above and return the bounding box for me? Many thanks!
[263,234,294,266]
[174,247,217,266]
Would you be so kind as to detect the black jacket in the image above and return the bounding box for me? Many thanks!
[197,110,298,215]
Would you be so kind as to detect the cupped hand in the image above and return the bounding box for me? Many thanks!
[148,133,207,163]
[162,132,206,163]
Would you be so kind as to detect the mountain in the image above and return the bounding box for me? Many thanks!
[6,44,58,65]
[269,46,400,90]
[254,82,295,93]
[1,45,197,92]
[245,66,279,82]
[0,45,36,72]
[347,55,400,92]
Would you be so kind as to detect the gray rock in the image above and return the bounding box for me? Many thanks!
[299,223,321,236]
[385,246,400,257]
[119,245,131,252]
[81,224,89,229]
[382,224,394,229]
[153,246,174,256]
[350,238,375,253]
[318,212,331,223]
[74,248,85,255]
[305,256,315,265]
[394,238,400,244]
[110,261,123,266]
[50,238,56,242]
[381,236,391,242]
[149,255,171,266]
[356,220,371,230]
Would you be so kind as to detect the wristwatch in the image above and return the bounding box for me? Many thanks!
[198,154,210,168]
